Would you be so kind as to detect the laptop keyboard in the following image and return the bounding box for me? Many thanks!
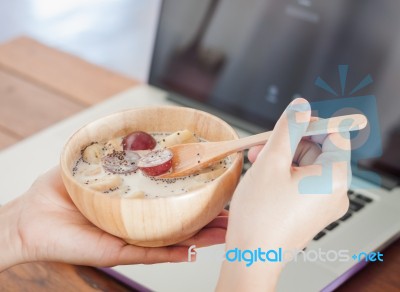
[236,152,375,241]
[313,190,374,241]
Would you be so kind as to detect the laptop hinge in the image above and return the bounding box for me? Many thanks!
[167,93,267,134]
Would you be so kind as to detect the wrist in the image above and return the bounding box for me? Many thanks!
[217,236,287,291]
[217,226,313,291]
[225,224,309,255]
[217,254,284,291]
[0,197,27,271]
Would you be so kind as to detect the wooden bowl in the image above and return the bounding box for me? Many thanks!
[60,106,243,247]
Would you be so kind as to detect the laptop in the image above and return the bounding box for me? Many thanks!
[0,0,399,291]
[109,0,400,291]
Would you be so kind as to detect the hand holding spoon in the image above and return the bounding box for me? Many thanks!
[159,114,367,178]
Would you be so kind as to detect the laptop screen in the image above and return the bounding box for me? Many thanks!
[149,0,400,184]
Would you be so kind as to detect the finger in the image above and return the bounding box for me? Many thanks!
[250,129,320,165]
[248,145,264,163]
[33,166,74,206]
[257,98,311,169]
[175,227,227,248]
[301,117,327,145]
[307,133,328,145]
[219,209,229,216]
[203,216,228,229]
[293,140,321,166]
[111,245,190,265]
[250,116,319,164]
[36,166,64,189]
[315,132,351,165]
[312,131,352,190]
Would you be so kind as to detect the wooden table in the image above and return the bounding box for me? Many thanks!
[0,37,398,291]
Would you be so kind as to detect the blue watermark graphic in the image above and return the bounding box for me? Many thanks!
[290,65,382,194]
[224,247,384,267]
[187,245,384,267]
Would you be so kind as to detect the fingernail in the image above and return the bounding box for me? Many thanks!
[286,98,311,125]
[288,98,310,112]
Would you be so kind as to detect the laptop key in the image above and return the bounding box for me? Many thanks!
[349,200,364,212]
[339,212,352,221]
[356,194,373,203]
[325,222,339,231]
[313,231,326,241]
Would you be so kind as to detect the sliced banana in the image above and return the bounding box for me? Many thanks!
[82,143,104,164]
[85,175,123,192]
[185,163,227,191]
[159,130,198,148]
[109,184,145,198]
[77,165,103,177]
[122,185,145,198]
[104,137,123,155]
[121,190,145,199]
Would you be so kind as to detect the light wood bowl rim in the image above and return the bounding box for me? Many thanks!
[59,106,243,246]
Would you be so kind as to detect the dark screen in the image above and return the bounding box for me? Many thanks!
[150,0,400,183]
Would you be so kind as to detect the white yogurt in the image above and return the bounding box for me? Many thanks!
[72,133,231,198]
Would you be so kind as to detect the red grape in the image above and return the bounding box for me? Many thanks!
[138,149,173,176]
[102,151,140,174]
[122,131,156,151]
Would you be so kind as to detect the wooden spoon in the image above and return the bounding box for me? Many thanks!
[160,114,367,178]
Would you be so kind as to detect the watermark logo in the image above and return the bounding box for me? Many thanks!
[223,247,384,267]
[188,245,196,262]
[290,65,382,194]
[351,251,383,262]
[186,245,383,266]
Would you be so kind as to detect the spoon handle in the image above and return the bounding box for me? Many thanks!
[220,114,367,153]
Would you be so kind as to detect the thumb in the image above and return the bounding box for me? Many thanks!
[257,98,311,170]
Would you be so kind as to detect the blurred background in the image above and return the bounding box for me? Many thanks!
[0,0,160,82]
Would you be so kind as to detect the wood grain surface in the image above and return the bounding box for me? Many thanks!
[0,262,133,292]
[0,36,399,291]
[337,239,400,292]
[0,70,83,137]
[0,37,137,106]
[0,36,139,291]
